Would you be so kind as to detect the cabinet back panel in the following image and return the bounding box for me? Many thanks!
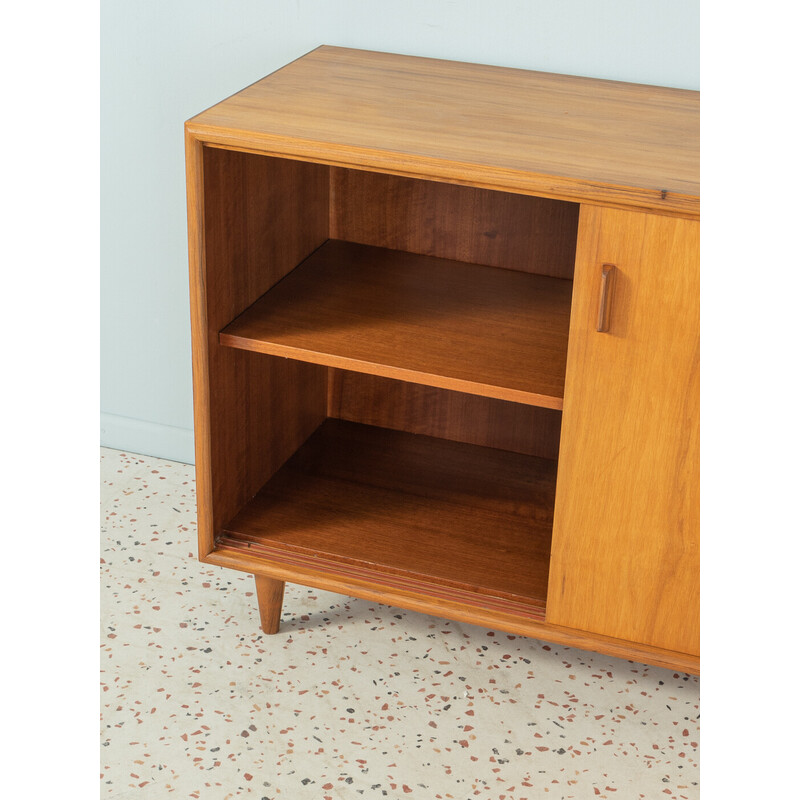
[328,370,561,461]
[330,168,578,279]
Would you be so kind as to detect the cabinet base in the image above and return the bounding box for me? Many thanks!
[207,547,699,675]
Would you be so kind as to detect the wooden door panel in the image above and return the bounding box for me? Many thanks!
[546,206,699,656]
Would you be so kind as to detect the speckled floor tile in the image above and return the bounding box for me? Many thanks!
[100,447,699,799]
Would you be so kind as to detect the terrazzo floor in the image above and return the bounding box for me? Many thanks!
[100,447,699,799]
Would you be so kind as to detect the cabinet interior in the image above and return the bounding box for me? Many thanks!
[201,146,580,614]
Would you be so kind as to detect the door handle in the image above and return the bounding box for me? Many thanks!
[596,263,616,333]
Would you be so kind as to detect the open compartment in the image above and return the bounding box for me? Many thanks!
[218,158,579,408]
[199,145,577,618]
[217,366,561,617]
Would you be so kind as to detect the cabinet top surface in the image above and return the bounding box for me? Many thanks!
[187,46,699,217]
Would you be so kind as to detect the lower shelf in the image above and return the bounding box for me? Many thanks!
[219,420,556,617]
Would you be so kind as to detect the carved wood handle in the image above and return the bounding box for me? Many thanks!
[596,263,616,333]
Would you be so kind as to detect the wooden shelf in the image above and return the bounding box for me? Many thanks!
[220,240,572,409]
[218,420,556,615]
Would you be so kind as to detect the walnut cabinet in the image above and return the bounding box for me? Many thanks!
[185,47,699,673]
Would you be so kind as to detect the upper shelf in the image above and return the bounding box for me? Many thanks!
[220,240,572,409]
[186,46,699,217]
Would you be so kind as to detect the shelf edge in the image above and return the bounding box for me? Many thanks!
[218,333,565,410]
[216,534,547,619]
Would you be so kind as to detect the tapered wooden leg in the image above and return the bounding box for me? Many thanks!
[254,575,285,634]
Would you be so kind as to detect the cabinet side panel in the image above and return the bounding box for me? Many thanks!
[203,150,330,330]
[329,371,561,460]
[330,168,578,279]
[186,132,214,554]
[196,149,330,550]
[547,206,699,656]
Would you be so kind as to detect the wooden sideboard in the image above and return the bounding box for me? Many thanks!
[185,46,699,674]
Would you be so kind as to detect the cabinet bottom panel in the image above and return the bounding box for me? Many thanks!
[203,545,699,674]
[218,419,556,615]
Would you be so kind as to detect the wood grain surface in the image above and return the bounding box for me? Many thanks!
[547,206,699,656]
[331,168,579,279]
[186,46,699,217]
[187,145,330,554]
[328,371,562,461]
[221,420,556,610]
[220,240,573,408]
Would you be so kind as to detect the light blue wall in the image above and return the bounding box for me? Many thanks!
[100,0,699,463]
